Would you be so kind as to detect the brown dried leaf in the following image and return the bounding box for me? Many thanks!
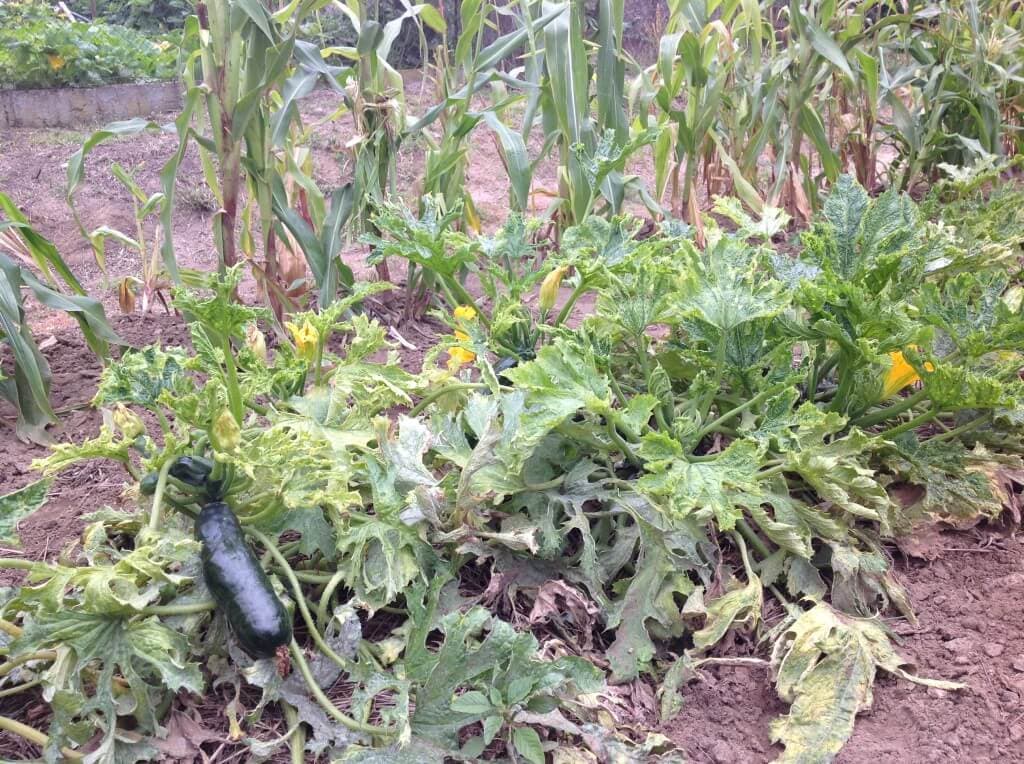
[528,581,600,650]
[153,709,222,761]
[894,522,948,561]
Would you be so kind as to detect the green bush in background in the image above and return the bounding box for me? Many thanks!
[66,0,192,33]
[0,1,178,89]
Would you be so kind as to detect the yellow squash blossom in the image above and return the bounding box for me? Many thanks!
[47,54,65,71]
[448,329,476,370]
[446,307,478,369]
[538,266,568,313]
[285,319,319,362]
[453,305,477,322]
[447,346,476,370]
[882,350,932,398]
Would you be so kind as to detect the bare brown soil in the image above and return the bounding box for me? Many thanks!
[664,530,1024,763]
[2,84,1023,764]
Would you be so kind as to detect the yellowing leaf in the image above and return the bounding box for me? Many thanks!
[0,478,52,547]
[770,604,962,763]
[691,574,762,652]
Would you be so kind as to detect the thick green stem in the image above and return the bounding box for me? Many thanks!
[854,387,929,428]
[155,408,173,436]
[445,278,491,329]
[288,640,398,738]
[700,337,728,422]
[162,495,199,520]
[877,409,936,440]
[926,411,992,444]
[407,383,486,417]
[0,559,37,571]
[316,570,348,634]
[695,382,790,444]
[553,280,589,327]
[608,373,629,410]
[731,531,755,580]
[283,701,305,764]
[220,334,244,425]
[0,651,57,678]
[314,339,325,387]
[147,458,174,532]
[523,476,565,492]
[606,420,641,466]
[736,518,772,560]
[281,569,336,584]
[806,341,825,400]
[247,529,352,672]
[0,618,21,638]
[0,678,41,698]
[757,464,787,481]
[141,600,216,616]
[827,359,856,414]
[0,715,83,760]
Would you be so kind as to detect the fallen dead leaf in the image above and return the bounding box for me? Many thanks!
[152,708,222,761]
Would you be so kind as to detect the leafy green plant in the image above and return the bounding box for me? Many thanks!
[0,2,178,89]
[87,163,176,315]
[0,191,119,443]
[68,0,193,33]
[318,0,444,283]
[272,148,358,310]
[364,197,477,322]
[3,178,1021,763]
[881,0,1024,189]
[523,0,660,231]
[65,0,365,317]
[638,0,1023,225]
[364,201,586,358]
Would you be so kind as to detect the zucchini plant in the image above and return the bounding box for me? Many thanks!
[0,178,1022,762]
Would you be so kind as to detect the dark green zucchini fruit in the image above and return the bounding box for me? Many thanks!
[139,472,159,496]
[196,502,292,658]
[169,455,214,487]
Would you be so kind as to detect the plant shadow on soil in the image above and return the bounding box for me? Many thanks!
[1,313,1023,762]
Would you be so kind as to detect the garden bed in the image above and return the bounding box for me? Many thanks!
[1,308,1023,763]
[0,0,1022,752]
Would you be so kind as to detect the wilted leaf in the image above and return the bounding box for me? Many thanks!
[0,477,51,547]
[770,604,961,763]
[605,528,697,682]
[692,574,762,652]
[151,709,220,760]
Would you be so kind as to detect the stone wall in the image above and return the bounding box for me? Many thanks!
[0,81,182,129]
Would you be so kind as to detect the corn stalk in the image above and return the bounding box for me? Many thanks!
[0,192,119,444]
